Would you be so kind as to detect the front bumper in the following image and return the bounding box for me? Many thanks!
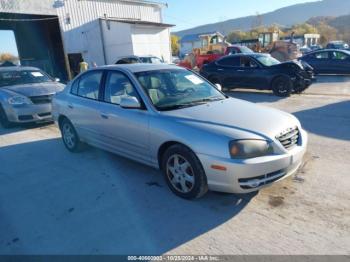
[4,103,53,123]
[197,129,308,194]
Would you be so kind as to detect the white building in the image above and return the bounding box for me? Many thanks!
[0,0,173,78]
[54,0,173,66]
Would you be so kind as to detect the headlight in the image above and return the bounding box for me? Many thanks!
[8,96,31,105]
[229,140,273,159]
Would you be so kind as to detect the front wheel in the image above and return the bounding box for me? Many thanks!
[272,76,292,97]
[60,118,84,152]
[162,144,208,199]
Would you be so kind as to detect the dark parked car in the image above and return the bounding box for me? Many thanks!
[115,55,164,65]
[299,49,350,75]
[200,53,314,97]
[326,41,349,50]
[115,56,142,64]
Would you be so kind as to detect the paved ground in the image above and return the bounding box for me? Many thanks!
[0,76,349,255]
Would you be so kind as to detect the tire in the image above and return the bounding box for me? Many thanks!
[0,105,12,128]
[293,80,308,94]
[161,144,208,199]
[272,76,292,97]
[60,118,84,153]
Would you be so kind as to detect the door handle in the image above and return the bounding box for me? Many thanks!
[101,113,109,119]
[237,70,245,72]
[68,104,74,109]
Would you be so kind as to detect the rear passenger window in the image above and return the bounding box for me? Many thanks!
[217,56,240,66]
[70,79,79,95]
[77,71,102,100]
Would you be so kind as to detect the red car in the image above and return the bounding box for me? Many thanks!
[179,45,254,70]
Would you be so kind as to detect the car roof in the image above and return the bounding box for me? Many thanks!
[305,49,350,55]
[139,55,160,58]
[0,66,41,72]
[115,56,140,60]
[97,63,184,73]
[220,53,269,59]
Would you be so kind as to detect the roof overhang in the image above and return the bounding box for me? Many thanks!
[100,17,174,27]
[106,0,167,8]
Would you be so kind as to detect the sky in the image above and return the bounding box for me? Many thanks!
[0,30,19,56]
[163,0,319,32]
[0,0,319,55]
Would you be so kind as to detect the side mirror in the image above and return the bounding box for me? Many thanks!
[54,78,60,82]
[215,83,222,91]
[120,96,142,109]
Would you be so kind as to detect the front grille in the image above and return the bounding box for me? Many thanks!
[29,95,53,105]
[276,127,300,149]
[239,170,287,189]
[18,115,34,121]
[38,112,51,117]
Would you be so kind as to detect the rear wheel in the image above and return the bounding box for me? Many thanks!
[161,144,208,199]
[60,118,84,152]
[0,105,12,128]
[272,76,292,97]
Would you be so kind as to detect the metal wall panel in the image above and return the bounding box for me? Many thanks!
[55,0,162,32]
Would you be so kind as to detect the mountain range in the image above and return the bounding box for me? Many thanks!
[175,0,350,37]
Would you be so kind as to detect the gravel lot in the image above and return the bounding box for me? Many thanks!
[0,76,349,255]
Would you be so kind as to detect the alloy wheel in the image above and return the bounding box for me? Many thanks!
[62,123,76,149]
[166,154,195,193]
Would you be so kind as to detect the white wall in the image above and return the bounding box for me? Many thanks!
[102,21,134,64]
[0,0,56,15]
[131,25,171,63]
[54,0,167,65]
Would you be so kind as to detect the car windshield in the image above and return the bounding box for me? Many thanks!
[255,55,281,66]
[239,46,254,53]
[140,57,163,64]
[135,69,226,111]
[0,70,52,87]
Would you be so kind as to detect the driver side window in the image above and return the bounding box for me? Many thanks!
[104,71,138,105]
[240,57,258,68]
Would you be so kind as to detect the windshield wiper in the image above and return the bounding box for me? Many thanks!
[191,97,226,103]
[157,101,207,111]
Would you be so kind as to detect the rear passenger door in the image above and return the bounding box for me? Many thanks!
[68,70,105,146]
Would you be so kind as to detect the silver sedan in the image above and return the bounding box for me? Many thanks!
[52,64,307,199]
[0,66,65,127]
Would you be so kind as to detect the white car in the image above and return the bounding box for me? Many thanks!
[53,64,307,199]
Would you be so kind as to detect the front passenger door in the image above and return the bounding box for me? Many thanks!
[98,71,151,163]
[329,51,350,74]
[215,56,242,88]
[237,56,268,89]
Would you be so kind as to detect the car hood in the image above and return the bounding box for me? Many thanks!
[162,98,300,140]
[1,82,65,97]
[270,60,303,69]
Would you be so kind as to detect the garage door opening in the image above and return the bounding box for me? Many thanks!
[0,30,19,65]
[0,13,69,81]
